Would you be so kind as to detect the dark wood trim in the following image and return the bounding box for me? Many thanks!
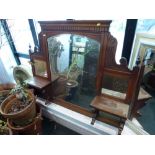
[69,34,73,66]
[28,19,39,47]
[104,68,135,77]
[52,98,120,128]
[16,53,30,59]
[39,20,112,33]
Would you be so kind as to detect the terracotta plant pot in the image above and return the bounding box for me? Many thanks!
[7,110,42,135]
[0,90,36,126]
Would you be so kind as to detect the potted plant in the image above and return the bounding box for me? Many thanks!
[0,119,12,135]
[0,82,43,135]
[0,83,15,104]
[0,82,36,126]
[7,105,42,135]
[0,83,15,135]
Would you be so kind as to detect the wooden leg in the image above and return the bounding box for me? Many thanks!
[134,111,142,118]
[45,99,50,105]
[118,118,126,135]
[91,109,99,125]
[118,124,124,135]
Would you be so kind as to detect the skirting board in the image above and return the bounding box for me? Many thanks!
[36,98,119,135]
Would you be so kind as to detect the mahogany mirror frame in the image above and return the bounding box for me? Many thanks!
[29,20,122,127]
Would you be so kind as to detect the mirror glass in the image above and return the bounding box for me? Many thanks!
[102,73,128,99]
[34,59,48,78]
[47,34,100,109]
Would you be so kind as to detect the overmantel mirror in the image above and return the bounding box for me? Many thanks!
[29,20,121,126]
[47,34,100,109]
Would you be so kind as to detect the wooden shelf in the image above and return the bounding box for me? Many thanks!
[90,96,129,119]
[26,77,51,90]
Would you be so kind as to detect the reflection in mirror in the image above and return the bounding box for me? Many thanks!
[47,34,100,109]
[102,74,128,99]
[34,59,48,77]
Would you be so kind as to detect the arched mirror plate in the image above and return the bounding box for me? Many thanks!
[47,34,100,109]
